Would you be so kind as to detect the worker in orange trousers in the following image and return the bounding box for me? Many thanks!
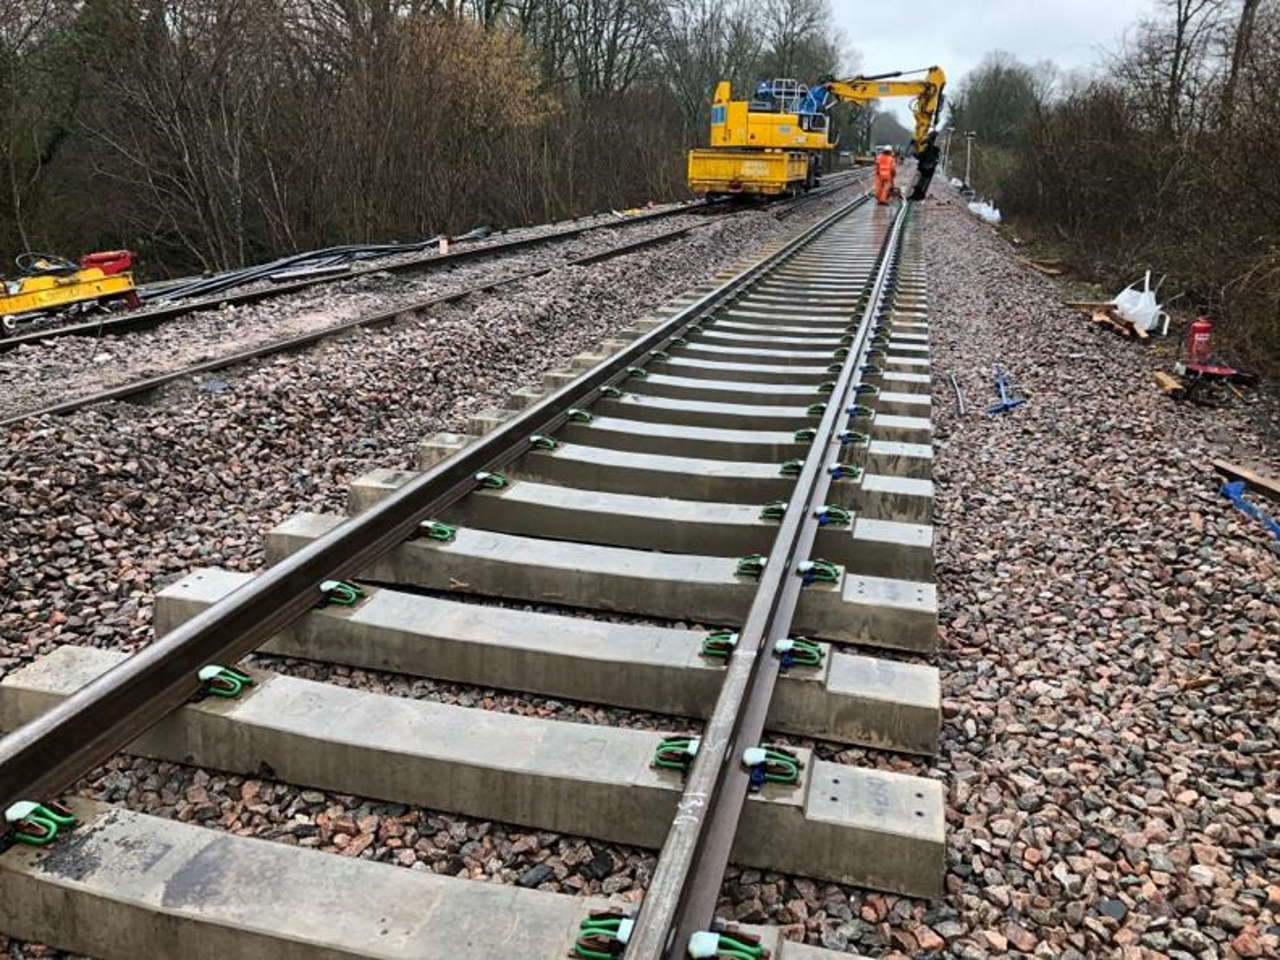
[874,145,897,204]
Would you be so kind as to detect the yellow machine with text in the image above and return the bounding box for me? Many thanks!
[686,67,946,197]
[1,250,139,333]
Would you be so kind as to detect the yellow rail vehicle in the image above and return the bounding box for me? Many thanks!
[687,68,946,198]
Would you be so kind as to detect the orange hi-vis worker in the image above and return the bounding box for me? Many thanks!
[874,146,897,204]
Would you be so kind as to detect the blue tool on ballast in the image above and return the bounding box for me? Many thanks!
[1220,481,1280,541]
[987,364,1025,415]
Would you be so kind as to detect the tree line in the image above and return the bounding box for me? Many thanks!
[0,0,872,277]
[948,0,1279,375]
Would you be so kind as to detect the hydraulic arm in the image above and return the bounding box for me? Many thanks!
[810,66,947,156]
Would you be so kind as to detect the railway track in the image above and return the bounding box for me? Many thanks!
[0,173,870,429]
[0,171,867,356]
[0,190,938,960]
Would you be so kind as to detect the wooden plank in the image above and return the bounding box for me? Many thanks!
[1020,257,1063,276]
[1091,309,1130,337]
[1211,459,1280,502]
[1153,371,1185,398]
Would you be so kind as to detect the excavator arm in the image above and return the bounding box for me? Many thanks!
[818,66,946,155]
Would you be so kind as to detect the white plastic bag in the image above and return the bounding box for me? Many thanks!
[967,199,1002,224]
[1112,271,1169,334]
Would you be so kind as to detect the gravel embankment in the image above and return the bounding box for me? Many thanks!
[0,189,861,960]
[873,193,1276,959]
[715,193,1278,959]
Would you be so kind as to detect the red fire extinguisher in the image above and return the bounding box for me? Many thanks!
[1187,316,1213,363]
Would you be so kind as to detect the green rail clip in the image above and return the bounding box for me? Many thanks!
[816,380,837,394]
[318,579,364,607]
[845,404,874,418]
[806,402,827,416]
[420,520,457,541]
[601,385,623,399]
[651,350,670,362]
[573,912,634,960]
[797,559,841,585]
[672,336,688,346]
[687,930,769,960]
[832,347,850,359]
[475,470,509,489]
[567,408,593,424]
[701,630,739,659]
[854,384,879,397]
[197,664,254,699]
[779,459,804,477]
[827,362,844,373]
[813,504,852,526]
[653,736,700,772]
[626,366,648,379]
[735,554,767,578]
[740,745,803,792]
[4,800,77,847]
[774,637,824,669]
[793,427,817,443]
[861,363,881,376]
[529,434,558,451]
[759,500,787,521]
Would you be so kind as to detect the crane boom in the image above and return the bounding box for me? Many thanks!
[817,66,947,155]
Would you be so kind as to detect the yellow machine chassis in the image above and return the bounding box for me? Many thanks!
[687,148,810,196]
[0,269,137,318]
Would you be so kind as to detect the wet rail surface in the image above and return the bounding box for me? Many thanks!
[0,189,940,960]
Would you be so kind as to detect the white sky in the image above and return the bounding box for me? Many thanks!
[830,0,1161,126]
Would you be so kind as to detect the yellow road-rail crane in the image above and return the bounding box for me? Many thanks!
[687,66,946,197]
[0,250,140,334]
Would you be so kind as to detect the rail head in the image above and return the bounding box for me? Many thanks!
[0,194,872,819]
[624,199,913,960]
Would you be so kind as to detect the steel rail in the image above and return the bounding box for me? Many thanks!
[0,173,870,352]
[0,222,707,429]
[626,201,912,960]
[0,194,872,818]
[0,202,712,353]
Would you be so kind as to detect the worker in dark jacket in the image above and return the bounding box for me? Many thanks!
[909,132,941,201]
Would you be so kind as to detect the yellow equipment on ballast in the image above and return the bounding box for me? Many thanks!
[0,250,140,333]
[686,66,946,197]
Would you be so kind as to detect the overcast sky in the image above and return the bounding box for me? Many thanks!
[830,0,1160,126]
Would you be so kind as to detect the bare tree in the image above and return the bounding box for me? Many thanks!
[1220,0,1261,122]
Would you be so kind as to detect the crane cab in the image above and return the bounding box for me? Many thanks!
[688,79,830,197]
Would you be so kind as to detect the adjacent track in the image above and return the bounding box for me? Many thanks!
[0,173,870,428]
[0,187,939,960]
[0,171,866,354]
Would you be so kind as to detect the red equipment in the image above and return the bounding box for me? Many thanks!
[1186,316,1213,363]
[77,250,136,276]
